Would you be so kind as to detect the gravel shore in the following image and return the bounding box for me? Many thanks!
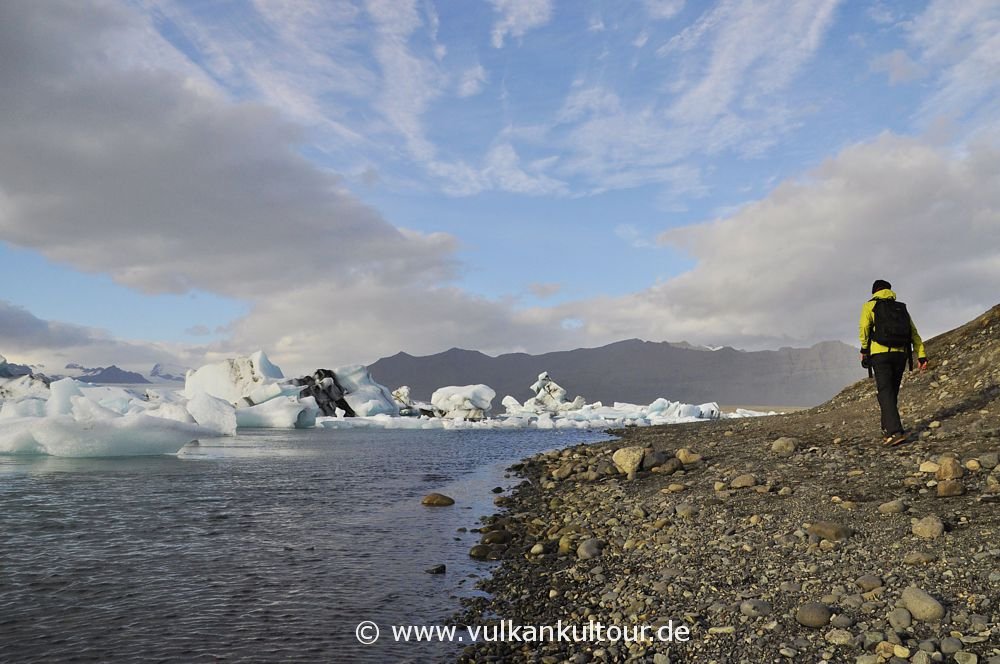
[457,306,1000,663]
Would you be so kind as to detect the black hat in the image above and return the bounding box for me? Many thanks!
[872,279,891,294]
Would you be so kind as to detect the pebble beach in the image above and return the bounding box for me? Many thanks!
[457,306,1000,663]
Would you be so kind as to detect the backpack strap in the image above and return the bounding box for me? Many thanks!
[866,298,875,378]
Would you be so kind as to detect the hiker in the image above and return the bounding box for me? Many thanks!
[859,280,928,446]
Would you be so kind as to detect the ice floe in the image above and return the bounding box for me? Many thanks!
[0,349,774,456]
[430,384,496,420]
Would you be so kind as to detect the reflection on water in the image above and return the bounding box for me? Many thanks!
[0,427,610,663]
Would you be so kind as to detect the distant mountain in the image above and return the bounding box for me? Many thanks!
[0,355,33,378]
[149,362,188,382]
[368,339,866,407]
[64,364,151,384]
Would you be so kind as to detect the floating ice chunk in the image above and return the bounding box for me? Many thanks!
[392,386,413,407]
[184,350,284,403]
[250,350,284,379]
[147,402,197,425]
[501,395,522,413]
[0,374,50,400]
[186,392,237,436]
[697,402,721,419]
[0,413,219,457]
[431,385,495,420]
[247,382,285,406]
[235,396,318,429]
[70,395,122,422]
[46,378,83,416]
[0,398,46,419]
[335,365,399,417]
[0,419,45,454]
[520,372,586,413]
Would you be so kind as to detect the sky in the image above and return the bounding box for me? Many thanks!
[1,0,998,375]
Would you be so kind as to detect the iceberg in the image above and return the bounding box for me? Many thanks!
[431,384,496,420]
[0,372,235,456]
[0,348,776,449]
[0,373,51,401]
[186,392,238,436]
[506,372,587,414]
[293,369,355,416]
[390,385,434,417]
[183,349,285,404]
[332,365,399,417]
[0,413,218,457]
[235,395,319,429]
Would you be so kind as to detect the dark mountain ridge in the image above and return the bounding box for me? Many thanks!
[370,338,865,407]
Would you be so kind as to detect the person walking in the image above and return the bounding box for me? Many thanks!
[859,280,928,446]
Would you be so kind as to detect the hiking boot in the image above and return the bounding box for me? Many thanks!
[884,432,908,447]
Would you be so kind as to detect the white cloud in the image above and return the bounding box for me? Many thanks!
[643,0,685,21]
[866,2,898,26]
[871,49,925,85]
[0,300,200,372]
[489,0,553,48]
[366,0,445,161]
[908,0,1000,132]
[157,0,375,142]
[661,0,840,124]
[528,282,562,298]
[535,134,1000,350]
[482,143,568,195]
[544,0,840,194]
[457,64,488,98]
[226,281,572,371]
[614,224,656,249]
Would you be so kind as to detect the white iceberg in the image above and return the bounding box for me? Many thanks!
[0,373,234,456]
[0,413,217,457]
[186,392,238,436]
[183,349,285,404]
[332,365,399,417]
[430,384,496,420]
[0,374,51,401]
[506,372,587,414]
[235,395,319,429]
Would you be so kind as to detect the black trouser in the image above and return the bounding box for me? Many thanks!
[871,351,908,436]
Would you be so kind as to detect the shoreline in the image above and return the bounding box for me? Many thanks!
[456,393,1000,662]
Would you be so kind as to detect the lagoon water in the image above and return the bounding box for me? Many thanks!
[0,427,611,663]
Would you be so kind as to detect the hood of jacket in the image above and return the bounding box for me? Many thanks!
[872,288,896,301]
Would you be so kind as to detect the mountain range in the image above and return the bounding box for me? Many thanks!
[64,364,151,384]
[368,339,867,407]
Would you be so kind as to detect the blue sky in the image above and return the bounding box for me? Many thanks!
[1,0,998,373]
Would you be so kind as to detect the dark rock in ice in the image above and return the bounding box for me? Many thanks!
[293,369,356,417]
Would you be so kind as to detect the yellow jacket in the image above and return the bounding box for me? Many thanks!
[859,289,926,357]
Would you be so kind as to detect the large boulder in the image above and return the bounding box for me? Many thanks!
[612,446,646,478]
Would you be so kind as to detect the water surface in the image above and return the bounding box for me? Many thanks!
[0,427,610,663]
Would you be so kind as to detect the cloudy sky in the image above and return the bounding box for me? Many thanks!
[1,0,998,375]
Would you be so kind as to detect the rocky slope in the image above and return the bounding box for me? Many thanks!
[458,305,1000,663]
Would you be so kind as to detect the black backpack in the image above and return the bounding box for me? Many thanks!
[870,298,913,369]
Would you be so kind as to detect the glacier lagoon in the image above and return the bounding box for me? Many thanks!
[0,427,611,663]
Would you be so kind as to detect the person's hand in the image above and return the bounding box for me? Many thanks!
[860,351,870,369]
[918,357,928,372]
